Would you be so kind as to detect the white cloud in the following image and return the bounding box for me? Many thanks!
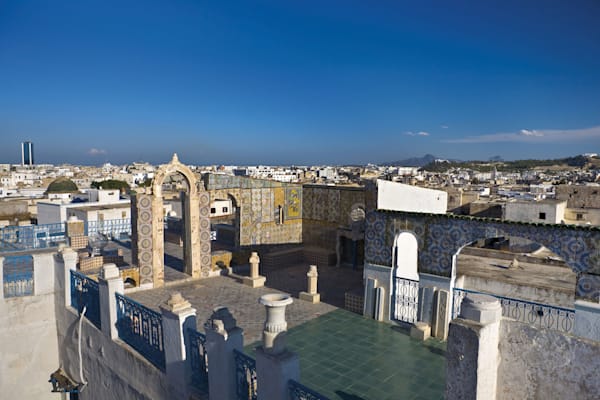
[444,125,600,143]
[440,125,449,129]
[404,131,430,137]
[88,148,107,155]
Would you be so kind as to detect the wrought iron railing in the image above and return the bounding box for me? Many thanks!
[0,223,66,252]
[70,270,102,329]
[115,293,165,371]
[288,379,330,400]
[452,287,575,333]
[2,255,34,298]
[233,349,257,400]
[393,277,419,323]
[187,328,208,392]
[86,219,131,238]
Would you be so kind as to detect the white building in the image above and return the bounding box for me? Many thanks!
[504,199,567,224]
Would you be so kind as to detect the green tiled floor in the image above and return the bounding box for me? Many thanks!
[246,309,446,400]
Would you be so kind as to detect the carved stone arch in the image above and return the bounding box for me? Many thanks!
[131,154,211,288]
[152,153,198,198]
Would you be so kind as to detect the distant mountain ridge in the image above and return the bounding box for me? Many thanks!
[383,154,437,167]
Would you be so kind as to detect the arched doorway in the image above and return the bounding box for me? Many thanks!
[391,231,419,323]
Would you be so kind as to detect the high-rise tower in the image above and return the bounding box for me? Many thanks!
[21,141,34,166]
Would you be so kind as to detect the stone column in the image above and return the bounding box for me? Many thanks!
[299,265,320,303]
[256,293,300,400]
[98,263,124,339]
[205,307,244,400]
[243,252,266,288]
[446,294,502,400]
[160,292,197,400]
[61,247,78,307]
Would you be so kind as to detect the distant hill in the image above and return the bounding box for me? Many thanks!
[384,154,437,167]
[421,154,593,173]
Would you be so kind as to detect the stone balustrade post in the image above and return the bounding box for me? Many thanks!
[61,247,78,307]
[299,265,320,303]
[256,293,300,400]
[160,292,197,400]
[98,263,124,340]
[243,252,266,288]
[446,294,502,400]
[205,307,244,400]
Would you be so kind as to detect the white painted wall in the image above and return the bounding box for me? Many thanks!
[377,180,447,214]
[0,252,60,399]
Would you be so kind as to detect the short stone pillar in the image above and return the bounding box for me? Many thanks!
[243,252,266,288]
[446,294,502,400]
[160,292,197,400]
[61,247,78,307]
[98,263,124,340]
[205,307,244,400]
[299,265,320,303]
[256,293,300,400]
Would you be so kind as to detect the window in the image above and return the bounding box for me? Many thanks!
[122,211,127,218]
[210,207,216,214]
[539,212,546,220]
[222,207,228,213]
[576,213,584,221]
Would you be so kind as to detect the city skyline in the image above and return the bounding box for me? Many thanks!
[1,1,600,165]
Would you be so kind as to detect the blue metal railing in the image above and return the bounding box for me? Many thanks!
[70,270,101,329]
[115,293,165,371]
[233,349,257,400]
[86,219,131,238]
[0,223,66,252]
[288,380,330,400]
[187,328,208,392]
[2,255,34,298]
[452,287,575,333]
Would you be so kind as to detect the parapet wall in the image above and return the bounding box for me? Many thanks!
[496,319,600,399]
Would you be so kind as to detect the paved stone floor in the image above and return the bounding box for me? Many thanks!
[121,240,446,399]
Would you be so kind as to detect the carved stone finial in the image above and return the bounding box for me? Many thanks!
[163,291,192,312]
[172,153,179,163]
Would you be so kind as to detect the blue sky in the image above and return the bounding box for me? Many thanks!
[1,0,599,165]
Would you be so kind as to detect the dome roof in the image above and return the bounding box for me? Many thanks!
[46,177,79,194]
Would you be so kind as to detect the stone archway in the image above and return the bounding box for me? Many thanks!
[131,154,211,288]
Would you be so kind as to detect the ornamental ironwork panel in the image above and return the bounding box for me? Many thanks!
[233,349,257,400]
[393,277,419,323]
[0,223,66,253]
[86,218,131,238]
[2,255,34,298]
[187,328,208,392]
[70,270,101,329]
[452,288,575,334]
[115,293,165,371]
[288,379,330,400]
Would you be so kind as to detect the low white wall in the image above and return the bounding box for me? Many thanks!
[0,252,60,399]
[457,274,574,308]
[496,319,600,399]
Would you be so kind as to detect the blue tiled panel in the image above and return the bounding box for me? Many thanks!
[365,210,600,301]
